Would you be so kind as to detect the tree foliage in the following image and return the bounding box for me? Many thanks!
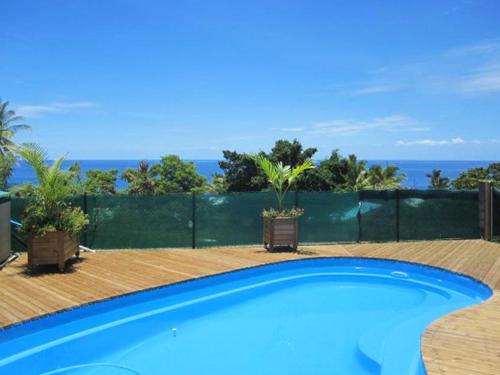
[220,141,406,193]
[84,169,118,195]
[17,144,88,236]
[219,139,319,192]
[427,169,450,189]
[207,173,227,194]
[152,155,207,193]
[0,99,31,188]
[298,151,371,191]
[253,155,315,211]
[121,160,158,195]
[452,163,500,189]
[0,99,31,156]
[365,165,406,190]
[268,139,317,168]
[0,153,16,190]
[218,150,266,192]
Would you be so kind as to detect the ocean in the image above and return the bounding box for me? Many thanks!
[8,160,495,190]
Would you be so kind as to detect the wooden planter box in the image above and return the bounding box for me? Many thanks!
[263,216,299,251]
[28,232,80,272]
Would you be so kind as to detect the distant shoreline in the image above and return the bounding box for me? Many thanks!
[9,159,495,190]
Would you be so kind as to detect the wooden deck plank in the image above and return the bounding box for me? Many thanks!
[0,239,499,375]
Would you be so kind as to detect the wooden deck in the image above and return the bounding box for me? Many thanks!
[1,239,499,374]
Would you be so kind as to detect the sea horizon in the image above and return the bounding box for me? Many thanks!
[8,159,496,190]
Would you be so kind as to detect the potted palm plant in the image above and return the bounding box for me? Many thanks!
[253,155,314,251]
[18,144,88,272]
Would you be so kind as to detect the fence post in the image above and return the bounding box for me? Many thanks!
[83,193,88,247]
[357,191,362,243]
[479,182,493,240]
[396,189,400,242]
[0,192,11,263]
[494,188,499,238]
[192,191,196,249]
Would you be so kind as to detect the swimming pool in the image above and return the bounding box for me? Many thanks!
[0,258,492,375]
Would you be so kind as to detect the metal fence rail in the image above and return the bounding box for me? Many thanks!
[10,190,480,250]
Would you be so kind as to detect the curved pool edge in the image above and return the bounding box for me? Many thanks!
[420,291,500,375]
[0,253,496,375]
[0,256,493,334]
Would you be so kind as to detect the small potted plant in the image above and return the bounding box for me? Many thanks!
[18,144,89,272]
[253,155,314,251]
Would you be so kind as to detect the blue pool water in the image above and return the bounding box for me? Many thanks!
[0,258,492,375]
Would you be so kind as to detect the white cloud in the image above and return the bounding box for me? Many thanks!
[456,64,500,93]
[397,137,465,146]
[408,127,431,132]
[16,101,97,117]
[280,127,305,132]
[351,39,500,96]
[311,115,428,136]
[351,85,398,96]
[470,139,500,144]
[445,40,500,57]
[451,137,465,144]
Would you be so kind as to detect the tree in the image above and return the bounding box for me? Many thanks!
[292,150,343,191]
[0,153,16,190]
[16,143,88,237]
[64,162,86,195]
[0,99,31,187]
[0,99,31,156]
[121,160,159,195]
[294,150,369,192]
[337,154,370,191]
[17,144,74,221]
[219,139,317,192]
[365,165,406,190]
[218,150,266,192]
[453,163,500,189]
[268,139,317,169]
[152,155,207,193]
[218,142,407,193]
[488,163,500,186]
[426,169,450,189]
[253,155,315,210]
[84,169,118,194]
[207,173,227,194]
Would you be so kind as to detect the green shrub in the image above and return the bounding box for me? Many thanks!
[17,144,89,237]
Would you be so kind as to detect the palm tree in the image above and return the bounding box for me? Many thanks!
[341,154,369,191]
[366,165,406,190]
[427,169,450,189]
[18,144,88,273]
[121,160,158,195]
[17,143,73,220]
[253,155,315,210]
[0,99,31,156]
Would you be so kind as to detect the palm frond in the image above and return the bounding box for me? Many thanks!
[253,155,279,182]
[16,143,49,186]
[0,100,31,154]
[6,123,31,133]
[288,159,315,184]
[253,154,315,210]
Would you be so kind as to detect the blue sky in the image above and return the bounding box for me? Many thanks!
[2,0,500,160]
